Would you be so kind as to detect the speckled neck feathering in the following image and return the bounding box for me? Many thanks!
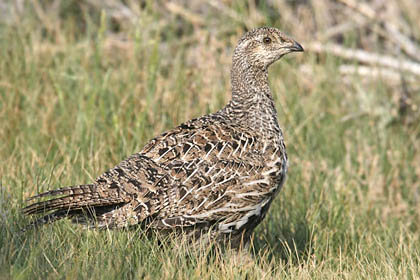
[23,27,303,249]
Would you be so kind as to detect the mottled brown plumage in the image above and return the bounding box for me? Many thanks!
[23,27,303,249]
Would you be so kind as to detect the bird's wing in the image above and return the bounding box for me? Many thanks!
[94,117,279,230]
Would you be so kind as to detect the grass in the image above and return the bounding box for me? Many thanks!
[1,1,420,279]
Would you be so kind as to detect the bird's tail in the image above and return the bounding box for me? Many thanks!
[22,184,127,218]
[21,209,76,232]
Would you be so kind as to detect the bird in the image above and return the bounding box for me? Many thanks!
[23,27,303,250]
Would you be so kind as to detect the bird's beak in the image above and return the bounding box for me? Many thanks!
[289,40,304,52]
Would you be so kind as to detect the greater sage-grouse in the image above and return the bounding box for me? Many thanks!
[23,27,303,249]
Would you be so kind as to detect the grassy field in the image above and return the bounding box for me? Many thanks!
[1,1,420,279]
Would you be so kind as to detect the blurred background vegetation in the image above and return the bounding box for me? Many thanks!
[0,0,419,279]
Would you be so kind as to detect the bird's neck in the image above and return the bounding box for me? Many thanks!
[225,55,281,138]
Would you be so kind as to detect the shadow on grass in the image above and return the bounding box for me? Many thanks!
[253,215,313,265]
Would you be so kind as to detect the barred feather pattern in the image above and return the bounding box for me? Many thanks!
[23,27,303,249]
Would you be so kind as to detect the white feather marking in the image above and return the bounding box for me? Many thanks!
[196,182,213,192]
[217,143,228,157]
[216,176,235,186]
[161,219,170,227]
[232,143,241,155]
[270,147,278,160]
[178,186,198,204]
[235,191,267,198]
[156,146,177,161]
[218,199,270,232]
[191,197,208,212]
[262,142,268,154]
[243,178,270,186]
[182,168,199,184]
[262,166,278,175]
[210,169,225,185]
[204,143,216,159]
[239,137,248,157]
[202,192,227,208]
[185,204,257,219]
[234,203,262,229]
[181,144,194,160]
[205,165,215,175]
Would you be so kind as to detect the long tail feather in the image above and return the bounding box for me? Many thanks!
[21,210,71,232]
[23,184,127,216]
[26,185,96,201]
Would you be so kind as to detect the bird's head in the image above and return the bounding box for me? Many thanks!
[234,27,304,69]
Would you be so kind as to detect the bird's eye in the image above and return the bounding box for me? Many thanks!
[263,37,271,44]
